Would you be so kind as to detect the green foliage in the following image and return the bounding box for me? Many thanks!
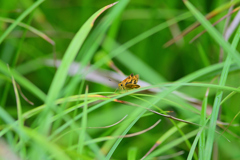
[1,0,240,159]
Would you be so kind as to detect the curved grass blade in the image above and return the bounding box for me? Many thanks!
[63,0,129,96]
[0,0,45,44]
[0,60,46,101]
[184,1,240,159]
[183,1,240,67]
[141,121,188,159]
[0,17,55,45]
[164,0,240,47]
[24,127,71,160]
[39,2,118,133]
[147,130,199,158]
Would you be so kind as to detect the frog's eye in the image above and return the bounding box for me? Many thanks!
[121,84,123,86]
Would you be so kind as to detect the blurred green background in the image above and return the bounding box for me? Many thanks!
[1,0,240,159]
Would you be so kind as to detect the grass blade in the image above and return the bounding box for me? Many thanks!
[39,2,117,133]
[183,1,240,159]
[24,127,71,160]
[0,61,46,101]
[183,0,240,66]
[77,86,89,153]
[0,0,45,44]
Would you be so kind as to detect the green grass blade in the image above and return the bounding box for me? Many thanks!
[45,3,116,106]
[24,127,71,160]
[9,69,23,127]
[0,60,46,101]
[0,107,27,141]
[142,121,189,159]
[105,106,153,159]
[128,147,137,160]
[64,0,129,96]
[0,0,45,44]
[77,86,89,154]
[197,43,211,67]
[39,2,117,133]
[205,26,240,160]
[102,37,166,83]
[187,118,210,160]
[148,130,199,158]
[0,17,54,45]
[183,1,240,159]
[96,12,192,71]
[199,90,208,159]
[63,12,191,97]
[183,0,240,66]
